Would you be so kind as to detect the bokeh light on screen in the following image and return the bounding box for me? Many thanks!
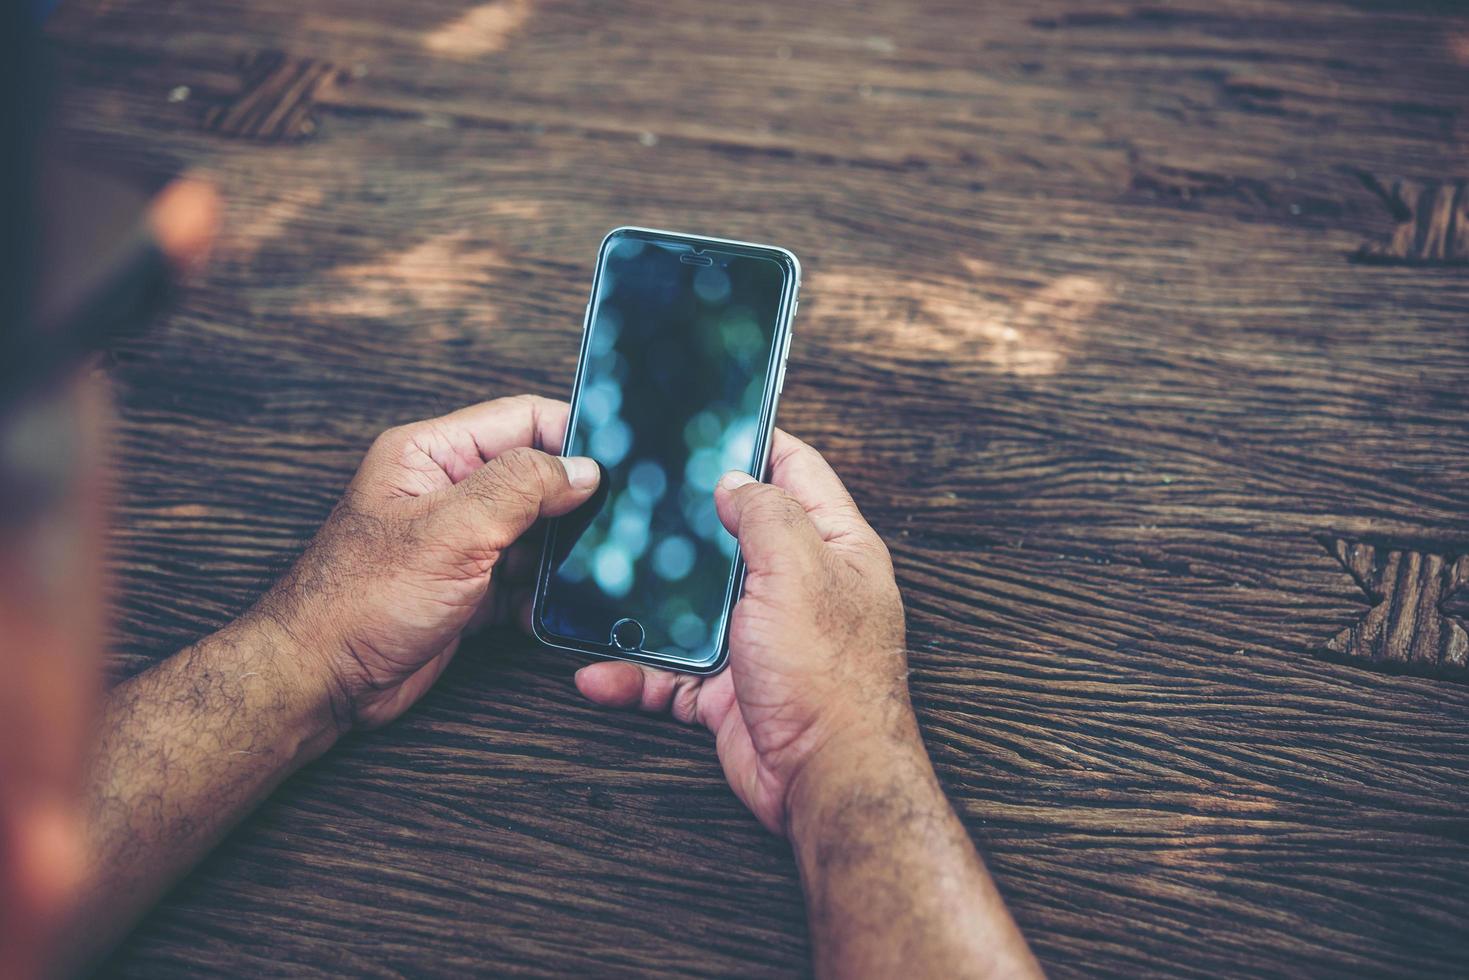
[693,266,732,304]
[684,409,722,450]
[542,232,788,664]
[589,307,621,356]
[684,446,723,493]
[610,494,651,557]
[679,481,722,543]
[581,376,622,426]
[671,611,707,650]
[652,535,696,581]
[627,459,667,505]
[593,543,634,598]
[589,417,632,467]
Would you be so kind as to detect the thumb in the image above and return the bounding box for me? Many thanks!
[714,470,825,575]
[452,448,601,552]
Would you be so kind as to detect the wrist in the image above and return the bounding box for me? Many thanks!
[225,610,352,752]
[248,577,359,736]
[778,709,1041,980]
[783,718,935,844]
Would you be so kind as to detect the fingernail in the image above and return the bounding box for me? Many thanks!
[719,470,756,491]
[562,456,600,489]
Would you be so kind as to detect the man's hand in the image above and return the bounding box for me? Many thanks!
[574,430,914,834]
[70,395,598,971]
[575,431,1041,978]
[258,395,599,731]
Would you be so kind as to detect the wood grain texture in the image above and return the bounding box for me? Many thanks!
[40,0,1469,976]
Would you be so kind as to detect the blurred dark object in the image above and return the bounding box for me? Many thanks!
[0,1,171,530]
[2,2,44,355]
[1,3,171,415]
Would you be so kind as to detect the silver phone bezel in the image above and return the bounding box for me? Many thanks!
[531,226,801,675]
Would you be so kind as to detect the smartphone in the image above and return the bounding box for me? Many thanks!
[533,227,801,674]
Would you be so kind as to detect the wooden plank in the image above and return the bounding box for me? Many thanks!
[42,0,1469,975]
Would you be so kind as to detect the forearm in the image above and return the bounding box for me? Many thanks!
[65,613,340,969]
[788,736,1042,979]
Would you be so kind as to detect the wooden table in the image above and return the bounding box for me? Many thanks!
[47,0,1469,975]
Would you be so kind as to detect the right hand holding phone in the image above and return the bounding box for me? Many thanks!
[574,431,923,836]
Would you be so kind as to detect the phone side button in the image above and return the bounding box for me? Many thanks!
[775,358,788,394]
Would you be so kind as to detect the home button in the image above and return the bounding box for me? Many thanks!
[610,618,644,652]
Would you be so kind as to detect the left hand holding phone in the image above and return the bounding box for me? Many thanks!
[73,394,601,967]
[254,394,600,732]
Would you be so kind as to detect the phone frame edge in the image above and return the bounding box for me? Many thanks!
[530,226,801,676]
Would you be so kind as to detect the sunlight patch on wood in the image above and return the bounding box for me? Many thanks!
[222,185,326,261]
[308,231,507,332]
[156,504,211,519]
[814,258,1109,376]
[482,198,544,221]
[423,0,534,58]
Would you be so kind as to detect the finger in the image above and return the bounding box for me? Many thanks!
[764,429,875,546]
[436,394,571,461]
[452,447,600,553]
[713,471,826,574]
[377,396,573,489]
[574,661,645,709]
[575,662,705,725]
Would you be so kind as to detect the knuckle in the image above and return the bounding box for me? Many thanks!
[640,671,676,713]
[742,484,805,528]
[789,437,825,466]
[467,448,557,517]
[728,601,779,653]
[497,393,536,415]
[479,447,550,496]
[473,470,537,509]
[496,445,550,478]
[864,532,895,568]
[670,675,702,725]
[369,424,411,458]
[355,426,417,486]
[519,393,562,414]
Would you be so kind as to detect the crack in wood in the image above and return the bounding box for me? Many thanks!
[1130,161,1276,208]
[1317,536,1469,680]
[1353,174,1469,265]
[202,50,344,141]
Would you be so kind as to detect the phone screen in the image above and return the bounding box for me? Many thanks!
[538,230,795,668]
